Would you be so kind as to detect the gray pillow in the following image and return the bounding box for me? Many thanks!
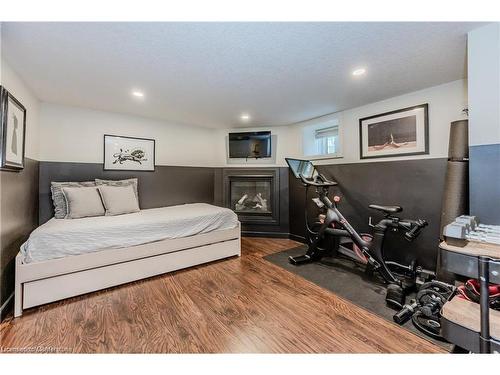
[97,185,140,216]
[95,178,139,199]
[62,186,105,219]
[51,181,97,219]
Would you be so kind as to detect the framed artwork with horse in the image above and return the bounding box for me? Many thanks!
[103,134,155,171]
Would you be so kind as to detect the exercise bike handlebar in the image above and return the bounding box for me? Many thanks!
[404,219,428,241]
[299,174,338,187]
[376,217,428,242]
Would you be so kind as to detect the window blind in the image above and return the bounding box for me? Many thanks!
[315,125,339,139]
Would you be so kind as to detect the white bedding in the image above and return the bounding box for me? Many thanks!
[21,203,238,263]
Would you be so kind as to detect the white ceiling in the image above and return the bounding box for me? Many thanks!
[1,22,483,128]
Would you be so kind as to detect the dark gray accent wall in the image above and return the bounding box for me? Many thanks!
[0,158,39,312]
[38,158,447,271]
[39,162,216,225]
[288,158,448,271]
[469,144,500,225]
[40,162,289,237]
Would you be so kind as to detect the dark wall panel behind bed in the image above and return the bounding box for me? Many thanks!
[39,162,215,224]
[0,158,39,314]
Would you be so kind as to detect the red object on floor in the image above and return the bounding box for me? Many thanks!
[457,279,500,304]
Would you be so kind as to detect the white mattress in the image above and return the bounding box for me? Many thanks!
[21,203,239,263]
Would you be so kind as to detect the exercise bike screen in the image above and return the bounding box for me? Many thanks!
[285,158,316,179]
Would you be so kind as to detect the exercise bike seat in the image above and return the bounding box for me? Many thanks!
[369,204,403,214]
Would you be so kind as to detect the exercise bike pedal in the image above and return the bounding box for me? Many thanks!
[386,283,406,310]
[288,255,311,265]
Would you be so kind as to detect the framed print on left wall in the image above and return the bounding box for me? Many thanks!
[0,86,27,171]
[104,134,155,171]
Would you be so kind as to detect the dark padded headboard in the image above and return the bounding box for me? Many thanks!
[38,161,216,224]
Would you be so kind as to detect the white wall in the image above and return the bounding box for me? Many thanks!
[468,23,500,147]
[39,103,219,167]
[212,125,301,168]
[38,79,467,168]
[315,79,467,165]
[215,79,467,167]
[0,59,40,160]
[467,23,500,224]
[0,23,2,87]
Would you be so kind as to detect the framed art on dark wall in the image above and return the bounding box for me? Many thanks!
[103,134,155,171]
[0,86,27,171]
[359,104,429,159]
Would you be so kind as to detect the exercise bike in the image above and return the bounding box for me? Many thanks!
[285,158,429,308]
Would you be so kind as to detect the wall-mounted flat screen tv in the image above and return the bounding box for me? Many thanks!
[228,131,272,158]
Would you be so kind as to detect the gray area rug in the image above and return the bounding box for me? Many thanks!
[264,245,453,351]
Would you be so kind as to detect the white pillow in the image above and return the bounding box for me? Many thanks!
[95,178,139,198]
[62,186,105,219]
[51,181,97,219]
[97,185,140,216]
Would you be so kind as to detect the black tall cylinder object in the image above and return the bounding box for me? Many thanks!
[448,120,469,161]
[438,120,469,281]
[439,160,469,237]
[439,120,469,239]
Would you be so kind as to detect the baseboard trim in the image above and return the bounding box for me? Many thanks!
[242,231,290,238]
[0,292,14,321]
[241,232,307,242]
[288,233,306,243]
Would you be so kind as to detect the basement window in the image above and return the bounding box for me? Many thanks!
[302,119,342,158]
[314,125,339,155]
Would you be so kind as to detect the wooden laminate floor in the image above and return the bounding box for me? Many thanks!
[0,238,445,353]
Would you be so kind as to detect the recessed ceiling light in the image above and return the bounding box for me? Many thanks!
[352,68,366,76]
[240,114,250,121]
[131,91,144,98]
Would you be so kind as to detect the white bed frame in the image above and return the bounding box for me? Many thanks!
[14,223,240,317]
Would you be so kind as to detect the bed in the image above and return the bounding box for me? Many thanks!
[14,203,240,317]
